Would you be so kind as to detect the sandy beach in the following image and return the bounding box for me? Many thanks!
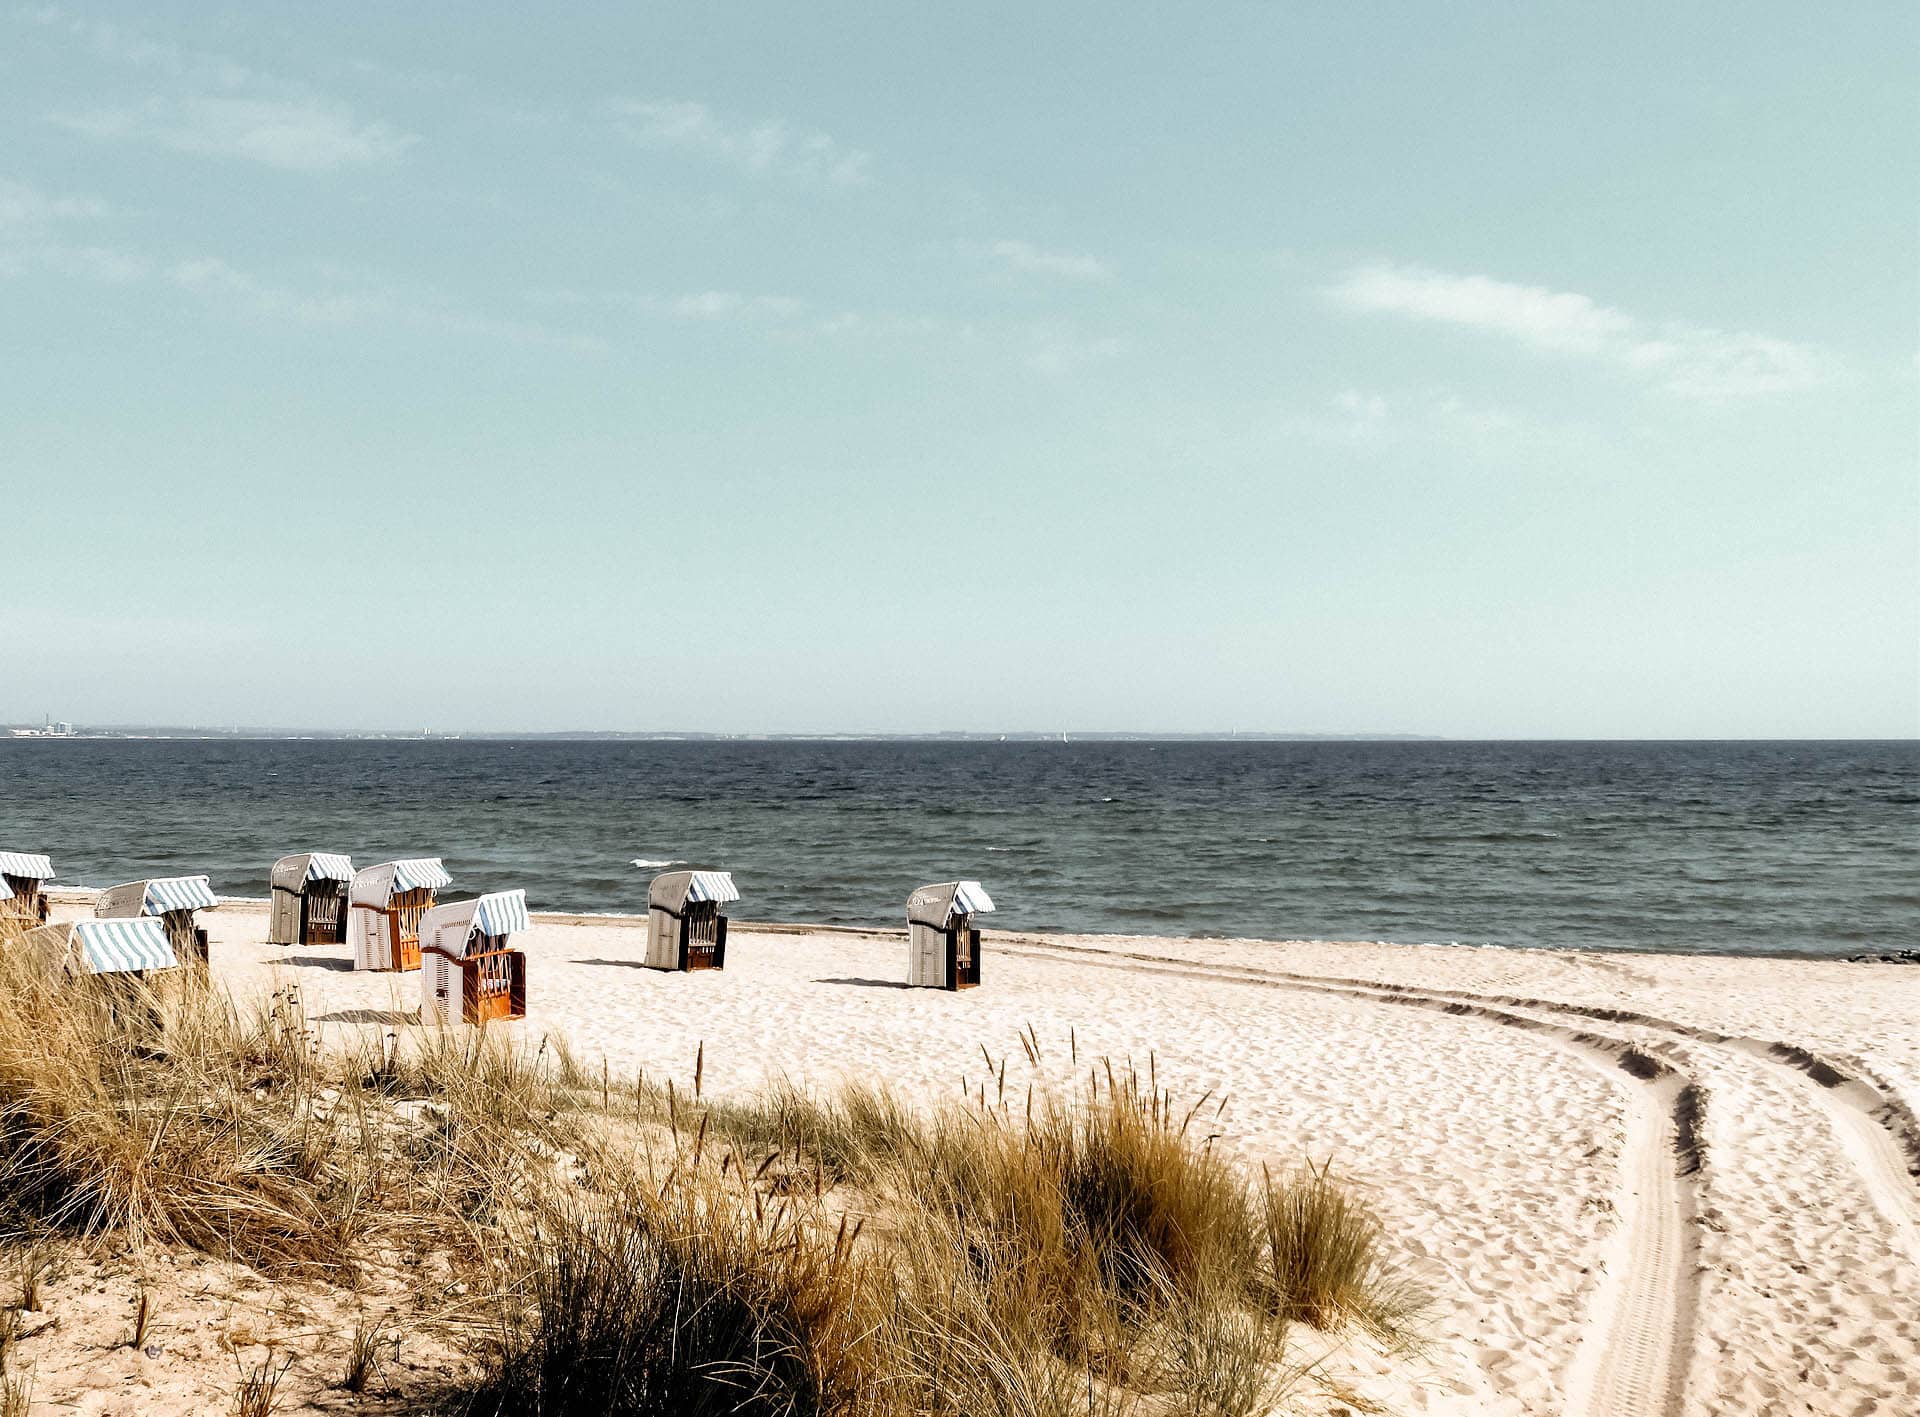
[38,893,1920,1416]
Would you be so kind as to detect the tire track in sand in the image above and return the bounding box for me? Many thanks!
[993,940,1704,1417]
[996,936,1920,1271]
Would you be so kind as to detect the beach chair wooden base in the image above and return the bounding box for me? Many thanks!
[300,887,346,946]
[463,949,527,1023]
[947,928,981,991]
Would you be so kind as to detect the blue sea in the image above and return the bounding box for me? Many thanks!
[1,738,1913,956]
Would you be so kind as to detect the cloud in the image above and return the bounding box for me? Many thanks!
[0,174,149,281]
[15,5,261,86]
[1284,388,1525,451]
[166,257,393,325]
[20,8,415,170]
[609,98,872,186]
[50,96,414,171]
[1024,325,1130,376]
[987,239,1114,283]
[0,175,105,229]
[530,288,811,323]
[165,257,605,351]
[1328,261,1833,400]
[669,290,808,320]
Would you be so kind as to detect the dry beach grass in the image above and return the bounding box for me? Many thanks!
[0,935,1413,1415]
[5,894,1917,1414]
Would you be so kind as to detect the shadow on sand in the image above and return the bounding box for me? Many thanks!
[813,976,911,990]
[282,955,357,972]
[315,1008,415,1026]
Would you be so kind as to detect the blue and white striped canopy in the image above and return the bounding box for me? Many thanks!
[391,858,451,893]
[0,878,11,901]
[472,889,530,938]
[141,876,218,915]
[952,880,996,915]
[0,852,55,880]
[686,871,739,904]
[305,853,354,883]
[74,918,178,974]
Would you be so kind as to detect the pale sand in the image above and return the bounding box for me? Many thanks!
[42,895,1920,1416]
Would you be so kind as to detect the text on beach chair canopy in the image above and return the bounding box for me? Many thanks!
[907,880,996,929]
[270,853,354,891]
[95,876,218,918]
[647,870,739,914]
[351,858,452,906]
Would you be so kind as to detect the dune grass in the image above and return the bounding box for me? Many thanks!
[0,945,1419,1414]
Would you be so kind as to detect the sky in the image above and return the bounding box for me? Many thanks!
[1,3,1915,737]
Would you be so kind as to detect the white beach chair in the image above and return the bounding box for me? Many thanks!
[906,880,994,990]
[418,889,530,1025]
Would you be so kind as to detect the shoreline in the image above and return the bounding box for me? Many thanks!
[41,886,1906,965]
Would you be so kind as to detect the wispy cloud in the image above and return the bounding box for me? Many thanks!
[166,258,393,325]
[986,239,1114,283]
[608,98,872,187]
[50,96,413,171]
[167,257,603,350]
[0,174,104,229]
[1286,387,1524,450]
[0,174,149,281]
[1024,325,1130,376]
[22,6,415,171]
[1328,261,1834,400]
[531,287,811,323]
[16,5,262,86]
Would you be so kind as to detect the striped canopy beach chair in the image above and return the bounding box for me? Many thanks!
[419,889,530,1025]
[268,852,354,946]
[22,916,180,980]
[95,875,218,967]
[906,880,994,991]
[644,870,737,972]
[349,858,451,972]
[0,851,55,932]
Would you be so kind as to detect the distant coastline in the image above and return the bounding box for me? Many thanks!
[4,726,1441,742]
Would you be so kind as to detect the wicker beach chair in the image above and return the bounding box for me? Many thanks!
[95,875,217,968]
[419,889,530,1025]
[0,851,56,932]
[643,870,738,971]
[348,858,451,971]
[906,880,995,990]
[268,852,354,946]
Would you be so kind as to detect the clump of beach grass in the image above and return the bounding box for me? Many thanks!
[1258,1161,1424,1343]
[460,1167,877,1417]
[0,950,580,1273]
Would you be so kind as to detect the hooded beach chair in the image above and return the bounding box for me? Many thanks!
[906,880,994,990]
[268,852,354,946]
[0,851,55,932]
[94,875,217,967]
[644,870,737,971]
[418,889,530,1025]
[22,916,179,981]
[348,858,451,971]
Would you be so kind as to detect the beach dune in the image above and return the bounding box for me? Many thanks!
[44,892,1920,1416]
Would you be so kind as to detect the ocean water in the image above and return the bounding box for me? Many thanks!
[0,738,1913,956]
